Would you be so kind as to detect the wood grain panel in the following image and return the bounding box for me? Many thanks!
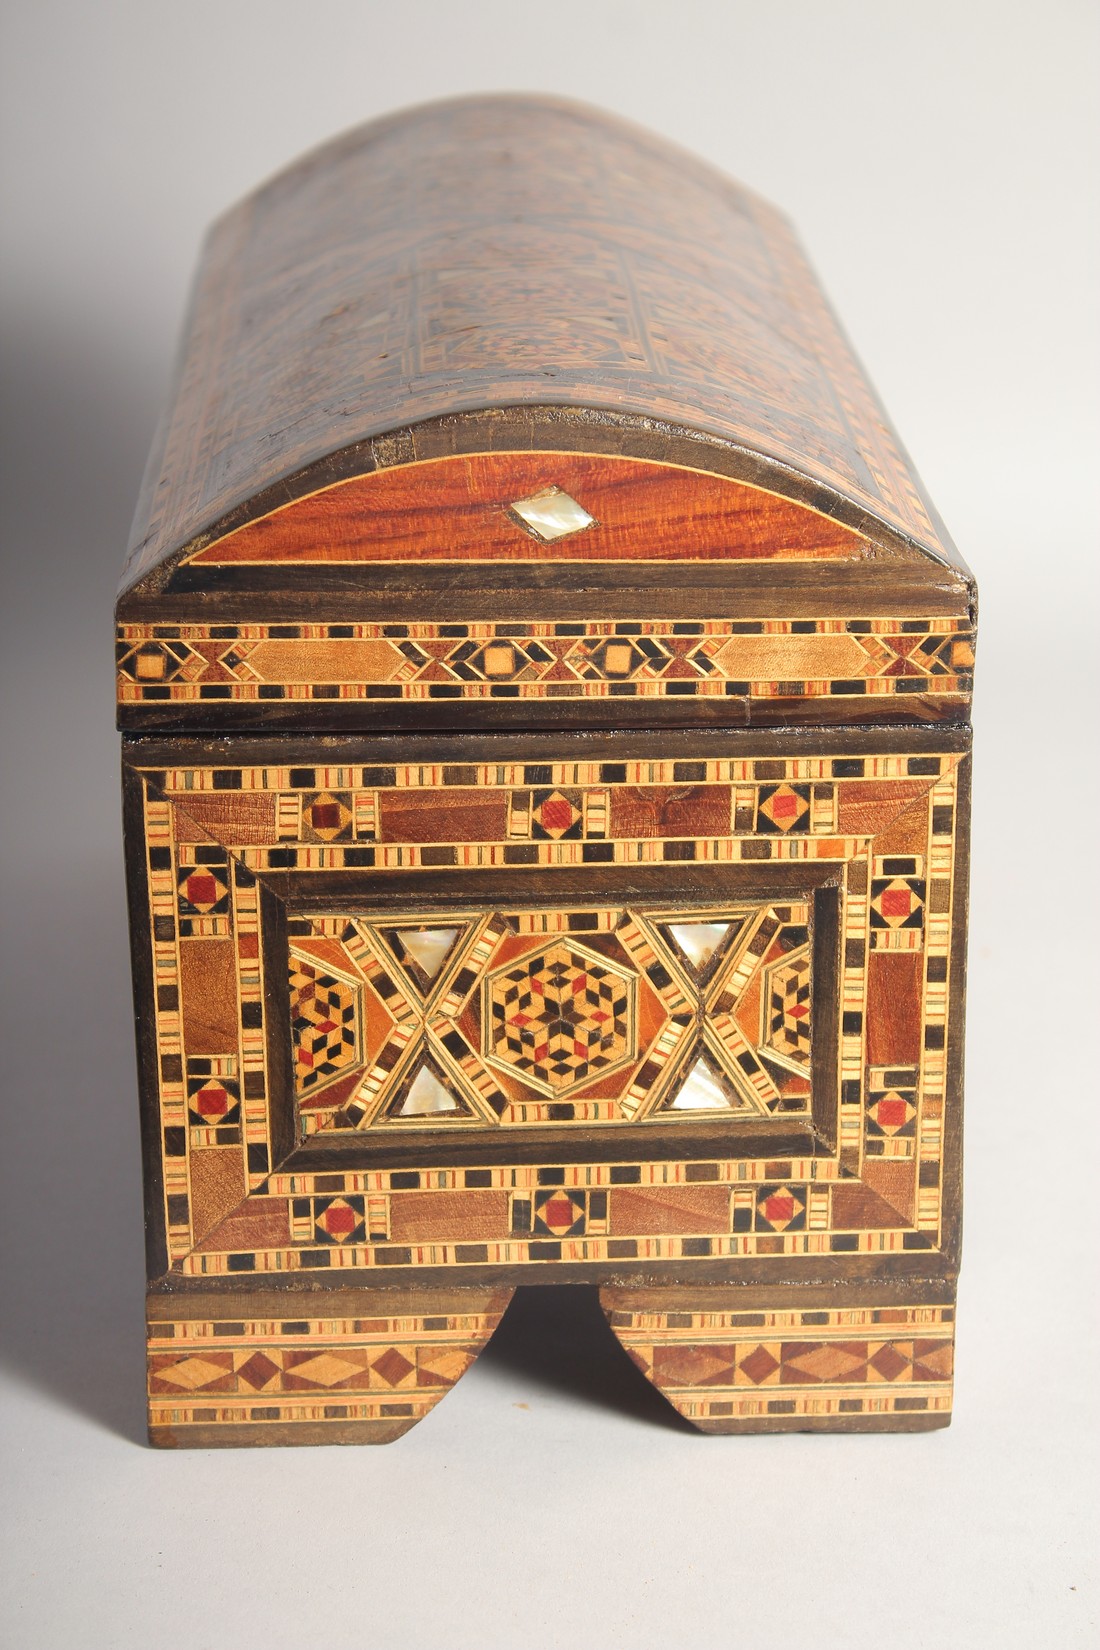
[178,940,238,1054]
[187,453,865,565]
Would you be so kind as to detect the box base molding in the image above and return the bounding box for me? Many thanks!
[145,1277,955,1445]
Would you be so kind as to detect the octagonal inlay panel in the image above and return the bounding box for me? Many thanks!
[483,939,636,1096]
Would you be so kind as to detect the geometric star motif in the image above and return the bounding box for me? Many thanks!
[484,939,635,1096]
[295,900,816,1130]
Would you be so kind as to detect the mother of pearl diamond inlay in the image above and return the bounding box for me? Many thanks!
[484,940,635,1096]
[508,486,595,542]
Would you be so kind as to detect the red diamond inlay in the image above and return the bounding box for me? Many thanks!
[195,1084,229,1118]
[543,1196,578,1229]
[319,1203,358,1238]
[539,799,575,831]
[184,873,219,906]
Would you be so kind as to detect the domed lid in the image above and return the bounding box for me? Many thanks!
[116,96,973,733]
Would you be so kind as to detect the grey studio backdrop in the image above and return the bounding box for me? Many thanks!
[1,3,1097,1646]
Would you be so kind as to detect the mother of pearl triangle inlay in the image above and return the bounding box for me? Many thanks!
[388,1059,468,1119]
[664,920,735,975]
[386,925,462,990]
[641,903,812,1119]
[665,1051,750,1112]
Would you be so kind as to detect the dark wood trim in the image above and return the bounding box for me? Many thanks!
[811,883,842,1154]
[122,531,973,611]
[122,720,973,773]
[259,881,296,1171]
[122,762,169,1281]
[117,692,972,737]
[146,1249,959,1295]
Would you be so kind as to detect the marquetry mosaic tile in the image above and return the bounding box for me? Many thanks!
[129,744,963,1282]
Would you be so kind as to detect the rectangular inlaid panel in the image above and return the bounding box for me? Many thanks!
[288,899,816,1133]
[126,739,965,1286]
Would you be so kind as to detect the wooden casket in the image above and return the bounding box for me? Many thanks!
[117,96,975,1446]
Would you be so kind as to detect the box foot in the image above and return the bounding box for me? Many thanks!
[147,1285,512,1448]
[600,1284,955,1434]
